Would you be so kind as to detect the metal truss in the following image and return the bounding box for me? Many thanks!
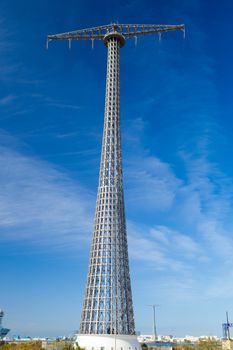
[47,23,184,336]
[47,23,185,47]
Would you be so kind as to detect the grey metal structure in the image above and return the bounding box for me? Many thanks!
[222,312,233,339]
[148,305,159,341]
[47,23,184,337]
[0,310,10,339]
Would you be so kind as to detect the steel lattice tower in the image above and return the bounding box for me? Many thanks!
[80,34,135,336]
[47,23,184,346]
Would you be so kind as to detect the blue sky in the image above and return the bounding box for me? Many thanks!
[1,0,233,339]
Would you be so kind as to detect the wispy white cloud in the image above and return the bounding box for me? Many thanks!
[0,94,17,106]
[125,155,182,211]
[0,134,94,250]
[42,96,82,110]
[0,93,83,119]
[128,230,186,272]
[128,222,205,275]
[26,93,82,110]
[123,111,233,299]
[0,16,21,79]
[152,226,201,257]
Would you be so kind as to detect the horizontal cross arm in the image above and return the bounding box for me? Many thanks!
[120,23,184,30]
[47,24,121,42]
[47,34,104,41]
[47,23,185,43]
[124,25,185,38]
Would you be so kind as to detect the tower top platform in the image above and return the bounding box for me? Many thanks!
[104,32,125,47]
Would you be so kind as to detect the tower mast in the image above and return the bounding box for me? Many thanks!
[148,305,159,341]
[47,22,184,350]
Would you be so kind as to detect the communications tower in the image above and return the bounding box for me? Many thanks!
[47,23,184,350]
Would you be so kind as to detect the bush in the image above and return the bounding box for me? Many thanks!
[0,341,42,350]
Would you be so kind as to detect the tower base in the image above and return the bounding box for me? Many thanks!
[74,334,140,350]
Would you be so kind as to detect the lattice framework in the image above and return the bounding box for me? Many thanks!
[47,23,185,336]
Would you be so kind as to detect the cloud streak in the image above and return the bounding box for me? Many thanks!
[125,155,182,211]
[0,134,94,250]
[0,95,17,106]
[122,112,233,300]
